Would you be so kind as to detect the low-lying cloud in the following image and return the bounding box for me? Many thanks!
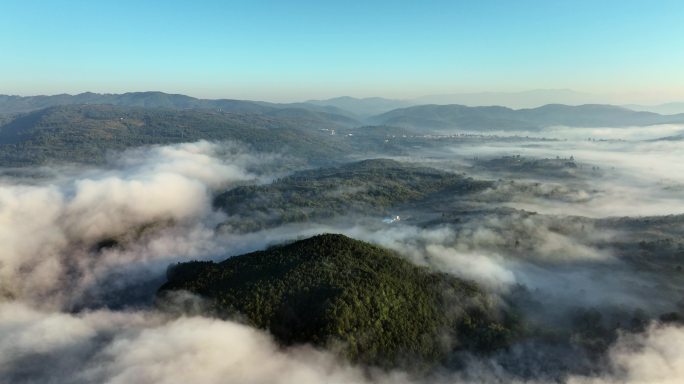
[1,135,683,383]
[0,141,270,308]
[2,301,682,384]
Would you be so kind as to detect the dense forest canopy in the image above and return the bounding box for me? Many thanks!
[158,234,519,367]
[0,105,352,166]
[214,159,493,231]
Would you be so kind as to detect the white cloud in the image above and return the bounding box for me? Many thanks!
[0,141,267,308]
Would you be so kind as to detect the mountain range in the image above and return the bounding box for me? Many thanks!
[2,92,684,167]
[0,104,354,166]
[370,103,684,131]
[0,91,359,122]
[4,91,684,127]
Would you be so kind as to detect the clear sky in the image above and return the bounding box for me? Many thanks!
[1,0,683,102]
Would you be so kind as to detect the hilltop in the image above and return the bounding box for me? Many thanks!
[214,159,493,231]
[158,234,518,367]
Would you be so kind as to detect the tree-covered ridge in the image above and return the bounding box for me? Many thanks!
[158,234,518,367]
[0,104,352,166]
[214,159,493,231]
[370,103,684,131]
[0,91,360,122]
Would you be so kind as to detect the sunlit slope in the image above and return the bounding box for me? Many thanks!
[0,104,353,166]
[158,234,518,367]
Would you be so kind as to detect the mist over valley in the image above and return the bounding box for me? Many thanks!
[1,92,684,383]
[3,1,684,381]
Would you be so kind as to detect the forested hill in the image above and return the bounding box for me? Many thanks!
[214,159,493,231]
[0,104,354,166]
[158,234,518,367]
[370,103,684,131]
[6,92,684,131]
[0,91,359,121]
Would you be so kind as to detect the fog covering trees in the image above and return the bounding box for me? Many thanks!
[0,102,684,383]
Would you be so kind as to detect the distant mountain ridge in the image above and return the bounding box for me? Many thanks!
[0,91,360,123]
[622,102,684,115]
[305,89,598,115]
[3,92,684,138]
[370,103,684,131]
[412,89,598,109]
[306,96,412,118]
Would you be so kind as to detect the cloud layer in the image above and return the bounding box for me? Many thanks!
[0,141,266,308]
[1,134,683,383]
[2,301,683,384]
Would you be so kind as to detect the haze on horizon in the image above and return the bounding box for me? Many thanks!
[1,0,683,104]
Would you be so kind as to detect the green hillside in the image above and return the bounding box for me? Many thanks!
[214,159,493,231]
[158,234,518,367]
[0,104,352,166]
[370,103,684,131]
[0,91,359,121]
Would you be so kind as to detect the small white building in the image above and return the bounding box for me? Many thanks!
[382,215,401,224]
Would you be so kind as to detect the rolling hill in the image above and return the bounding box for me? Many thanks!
[158,234,517,367]
[0,104,353,166]
[214,158,493,231]
[370,103,684,131]
[0,91,360,124]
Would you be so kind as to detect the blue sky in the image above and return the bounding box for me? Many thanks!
[1,0,683,101]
